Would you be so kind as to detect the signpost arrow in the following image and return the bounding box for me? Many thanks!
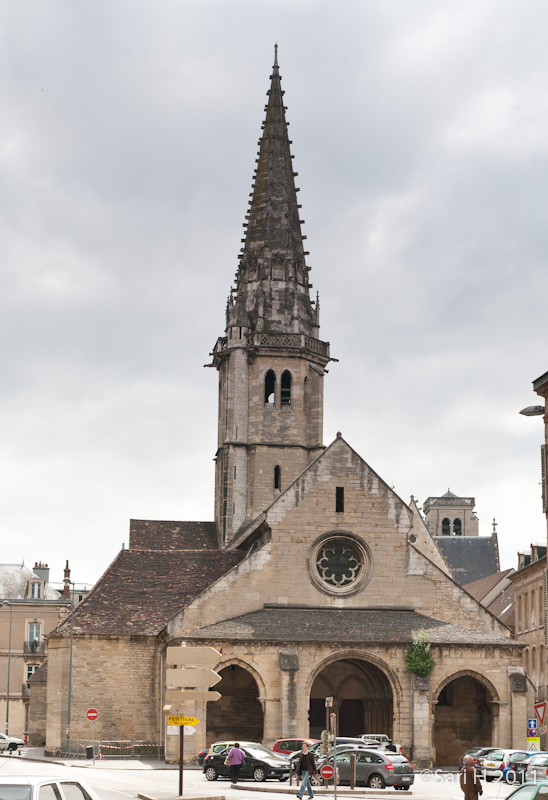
[166,646,221,667]
[166,668,222,688]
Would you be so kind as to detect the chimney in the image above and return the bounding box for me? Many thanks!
[63,560,71,598]
[33,561,50,583]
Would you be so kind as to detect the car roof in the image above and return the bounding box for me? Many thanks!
[0,779,90,786]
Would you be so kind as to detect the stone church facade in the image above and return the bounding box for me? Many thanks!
[44,50,526,767]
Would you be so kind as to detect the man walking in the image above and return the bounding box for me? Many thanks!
[296,741,317,799]
[460,754,483,800]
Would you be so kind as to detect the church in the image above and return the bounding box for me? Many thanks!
[44,50,526,768]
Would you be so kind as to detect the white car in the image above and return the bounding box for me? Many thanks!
[0,777,102,800]
[0,732,24,753]
[526,753,548,782]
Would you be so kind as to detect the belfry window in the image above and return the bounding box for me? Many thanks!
[453,518,462,535]
[265,370,276,404]
[274,465,281,490]
[281,371,292,405]
[441,518,450,535]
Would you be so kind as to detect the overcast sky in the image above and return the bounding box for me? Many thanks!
[1,0,547,588]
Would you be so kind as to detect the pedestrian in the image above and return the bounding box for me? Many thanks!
[386,739,397,753]
[296,741,317,799]
[460,754,483,800]
[227,742,246,783]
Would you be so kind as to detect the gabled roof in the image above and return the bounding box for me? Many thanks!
[54,548,243,637]
[184,605,516,646]
[464,568,514,602]
[433,536,499,585]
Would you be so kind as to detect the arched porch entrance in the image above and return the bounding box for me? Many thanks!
[434,673,496,765]
[309,657,393,738]
[206,664,264,744]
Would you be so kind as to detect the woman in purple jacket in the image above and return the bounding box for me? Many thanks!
[227,742,246,783]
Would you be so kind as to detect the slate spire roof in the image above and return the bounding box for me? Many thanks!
[227,46,317,336]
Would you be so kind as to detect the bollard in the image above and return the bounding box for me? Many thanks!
[350,753,356,789]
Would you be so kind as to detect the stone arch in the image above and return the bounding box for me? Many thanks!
[206,659,265,745]
[306,650,401,739]
[433,670,499,765]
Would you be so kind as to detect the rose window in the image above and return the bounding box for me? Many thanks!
[316,540,362,587]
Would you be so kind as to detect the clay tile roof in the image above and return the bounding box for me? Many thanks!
[463,568,514,602]
[129,520,218,551]
[55,548,242,637]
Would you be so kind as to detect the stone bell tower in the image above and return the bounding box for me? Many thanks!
[211,47,332,546]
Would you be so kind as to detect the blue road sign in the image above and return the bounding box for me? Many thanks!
[529,719,538,729]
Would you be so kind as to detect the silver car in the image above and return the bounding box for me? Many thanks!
[0,777,101,800]
[526,754,548,782]
[324,748,414,790]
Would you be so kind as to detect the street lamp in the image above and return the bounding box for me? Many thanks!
[520,406,546,417]
[2,601,13,735]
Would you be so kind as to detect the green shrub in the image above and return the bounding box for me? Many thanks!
[405,630,434,676]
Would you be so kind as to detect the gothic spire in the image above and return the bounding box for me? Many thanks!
[228,47,316,336]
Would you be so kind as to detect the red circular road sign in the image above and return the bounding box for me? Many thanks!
[86,708,99,721]
[320,765,335,780]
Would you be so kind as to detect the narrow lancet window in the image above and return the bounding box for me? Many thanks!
[281,370,292,405]
[453,518,462,536]
[274,465,281,490]
[265,370,276,404]
[442,518,450,535]
[336,487,344,512]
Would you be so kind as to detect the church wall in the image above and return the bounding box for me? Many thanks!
[183,439,511,638]
[45,634,159,753]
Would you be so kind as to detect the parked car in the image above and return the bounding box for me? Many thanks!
[289,737,374,765]
[322,748,414,790]
[479,749,530,782]
[272,738,319,755]
[526,754,548,783]
[197,748,209,765]
[205,740,275,758]
[360,734,390,745]
[0,733,24,753]
[504,780,548,799]
[0,777,101,800]
[507,752,544,784]
[458,746,499,768]
[203,744,291,782]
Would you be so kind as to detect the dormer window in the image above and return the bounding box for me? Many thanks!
[30,582,42,599]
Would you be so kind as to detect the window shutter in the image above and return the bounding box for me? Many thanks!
[541,445,548,514]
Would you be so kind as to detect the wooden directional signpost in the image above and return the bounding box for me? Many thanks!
[164,644,222,796]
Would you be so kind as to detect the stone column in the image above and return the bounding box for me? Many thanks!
[410,674,433,768]
[279,649,299,736]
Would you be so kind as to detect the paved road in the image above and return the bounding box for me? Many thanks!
[0,753,518,800]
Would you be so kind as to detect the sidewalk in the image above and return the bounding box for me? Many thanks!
[7,746,180,770]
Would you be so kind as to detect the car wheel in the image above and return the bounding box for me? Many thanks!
[485,776,494,782]
[205,767,218,781]
[8,744,17,752]
[368,775,385,790]
[279,777,288,782]
[253,767,266,782]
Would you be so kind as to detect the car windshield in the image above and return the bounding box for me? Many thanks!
[391,756,410,763]
[487,751,505,761]
[0,788,32,800]
[511,753,531,763]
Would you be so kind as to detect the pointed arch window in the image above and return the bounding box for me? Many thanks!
[281,370,292,405]
[274,465,281,490]
[265,370,276,404]
[453,518,462,535]
[442,518,450,536]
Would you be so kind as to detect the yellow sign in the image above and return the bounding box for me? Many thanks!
[168,715,200,726]
[527,737,541,751]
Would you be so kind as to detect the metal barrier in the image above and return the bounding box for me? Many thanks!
[59,740,164,759]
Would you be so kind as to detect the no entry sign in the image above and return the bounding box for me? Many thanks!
[320,765,335,780]
[86,708,99,721]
